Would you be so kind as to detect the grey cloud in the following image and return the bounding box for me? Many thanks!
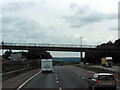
[2,13,62,43]
[110,27,118,31]
[15,18,41,31]
[2,4,65,43]
[2,2,46,14]
[3,16,21,24]
[2,13,48,42]
[48,27,56,30]
[2,2,35,12]
[62,5,117,28]
[105,13,118,19]
[1,2,87,44]
[70,3,77,9]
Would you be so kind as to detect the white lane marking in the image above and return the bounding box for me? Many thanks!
[57,81,59,83]
[16,71,41,90]
[55,73,58,78]
[78,75,80,76]
[55,73,60,86]
[59,87,62,90]
[87,71,94,73]
[82,77,85,79]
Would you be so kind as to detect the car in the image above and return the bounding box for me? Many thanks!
[88,73,117,90]
[85,63,89,65]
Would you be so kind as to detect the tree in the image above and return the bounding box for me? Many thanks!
[27,50,52,59]
[2,51,12,60]
[84,39,120,64]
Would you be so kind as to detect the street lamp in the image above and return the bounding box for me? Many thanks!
[80,37,83,62]
[11,40,15,43]
[2,34,6,43]
[2,34,6,55]
[80,37,82,47]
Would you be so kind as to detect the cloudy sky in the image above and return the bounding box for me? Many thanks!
[0,0,119,57]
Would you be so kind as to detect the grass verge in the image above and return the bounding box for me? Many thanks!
[72,64,120,80]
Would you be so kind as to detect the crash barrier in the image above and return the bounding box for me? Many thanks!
[87,66,120,74]
[1,66,39,81]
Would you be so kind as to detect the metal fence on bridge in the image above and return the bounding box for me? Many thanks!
[0,42,97,48]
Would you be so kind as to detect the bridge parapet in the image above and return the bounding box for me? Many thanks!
[0,42,97,48]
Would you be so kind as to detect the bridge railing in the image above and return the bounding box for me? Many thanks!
[0,42,97,48]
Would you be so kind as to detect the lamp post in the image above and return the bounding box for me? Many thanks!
[80,37,82,47]
[2,34,6,43]
[80,37,83,62]
[2,34,6,55]
[11,40,15,43]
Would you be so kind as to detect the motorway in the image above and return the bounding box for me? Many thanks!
[20,66,120,90]
[21,66,89,90]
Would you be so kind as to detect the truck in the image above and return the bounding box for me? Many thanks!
[41,59,53,73]
[101,58,106,67]
[106,57,113,67]
[101,57,113,67]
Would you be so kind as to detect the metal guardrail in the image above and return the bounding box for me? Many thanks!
[0,67,38,76]
[88,66,120,74]
[0,42,97,48]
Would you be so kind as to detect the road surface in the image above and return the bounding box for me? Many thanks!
[21,66,89,90]
[20,66,120,90]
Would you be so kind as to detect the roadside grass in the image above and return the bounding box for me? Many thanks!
[72,64,120,80]
[2,64,33,73]
[114,63,120,66]
[2,66,39,81]
[3,66,22,73]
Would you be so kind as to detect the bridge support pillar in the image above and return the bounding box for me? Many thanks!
[9,49,12,53]
[80,51,83,61]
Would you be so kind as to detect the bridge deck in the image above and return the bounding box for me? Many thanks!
[0,42,96,48]
[0,42,119,52]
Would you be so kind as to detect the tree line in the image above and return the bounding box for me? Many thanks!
[2,50,52,61]
[84,39,120,64]
[2,50,52,72]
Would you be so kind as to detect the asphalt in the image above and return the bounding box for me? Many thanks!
[55,66,88,88]
[21,66,89,90]
[22,72,58,88]
[20,66,120,90]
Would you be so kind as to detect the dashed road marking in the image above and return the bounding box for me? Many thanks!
[82,77,85,79]
[78,75,80,76]
[56,78,58,80]
[117,86,120,88]
[57,81,59,83]
[87,71,94,73]
[16,71,41,90]
[55,72,58,76]
[59,87,62,90]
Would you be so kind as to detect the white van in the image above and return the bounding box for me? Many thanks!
[41,59,53,73]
